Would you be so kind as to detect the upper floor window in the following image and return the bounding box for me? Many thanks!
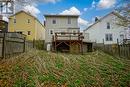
[28,19,30,23]
[14,19,16,23]
[105,34,113,41]
[52,19,56,24]
[107,22,110,29]
[68,17,71,24]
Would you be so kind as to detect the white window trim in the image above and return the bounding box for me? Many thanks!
[105,34,113,41]
[49,29,54,35]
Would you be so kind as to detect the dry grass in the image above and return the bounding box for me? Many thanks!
[0,50,130,87]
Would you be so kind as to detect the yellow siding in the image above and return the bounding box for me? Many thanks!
[35,20,45,40]
[8,11,45,41]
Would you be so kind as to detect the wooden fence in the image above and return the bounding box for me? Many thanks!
[0,32,33,58]
[94,39,130,59]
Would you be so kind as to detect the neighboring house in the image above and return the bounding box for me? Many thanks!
[44,15,84,53]
[84,11,127,45]
[8,11,45,40]
[123,25,130,44]
[0,20,8,32]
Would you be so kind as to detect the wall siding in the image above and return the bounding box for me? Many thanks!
[84,13,125,44]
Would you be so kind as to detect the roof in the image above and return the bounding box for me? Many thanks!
[9,10,44,28]
[84,11,128,31]
[44,14,79,17]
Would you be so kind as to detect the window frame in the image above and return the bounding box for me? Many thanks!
[73,31,76,35]
[68,17,71,24]
[107,22,110,29]
[28,19,30,23]
[61,32,65,35]
[17,31,22,34]
[105,34,113,41]
[28,31,31,35]
[50,30,53,35]
[14,19,16,23]
[52,19,56,24]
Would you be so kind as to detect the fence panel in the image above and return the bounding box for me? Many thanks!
[0,32,34,58]
[95,43,130,59]
[25,41,33,51]
[0,32,45,59]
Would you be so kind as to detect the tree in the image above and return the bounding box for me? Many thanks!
[115,0,130,27]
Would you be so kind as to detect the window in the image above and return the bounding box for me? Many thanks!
[28,19,30,23]
[61,32,65,35]
[105,34,113,41]
[107,22,110,29]
[120,34,124,43]
[14,19,16,23]
[52,19,56,24]
[17,32,22,34]
[73,31,76,35]
[50,30,53,35]
[68,17,71,24]
[28,31,31,35]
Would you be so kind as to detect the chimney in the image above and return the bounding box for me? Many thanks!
[0,15,3,20]
[95,17,98,22]
[44,21,46,26]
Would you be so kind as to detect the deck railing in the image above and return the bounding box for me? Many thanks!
[52,32,84,41]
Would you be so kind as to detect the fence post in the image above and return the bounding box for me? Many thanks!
[117,39,120,57]
[23,37,26,52]
[33,39,35,48]
[103,39,105,51]
[2,33,6,58]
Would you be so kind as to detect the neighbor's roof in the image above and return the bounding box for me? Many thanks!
[44,14,79,17]
[84,11,128,31]
[9,10,44,28]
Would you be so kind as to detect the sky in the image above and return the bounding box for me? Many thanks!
[2,0,128,30]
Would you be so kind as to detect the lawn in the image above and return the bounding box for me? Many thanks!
[0,50,130,87]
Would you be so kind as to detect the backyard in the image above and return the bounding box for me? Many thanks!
[0,50,130,87]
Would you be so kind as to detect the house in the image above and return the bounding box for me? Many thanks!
[8,11,45,41]
[44,15,84,53]
[0,20,8,32]
[123,25,130,44]
[84,11,127,45]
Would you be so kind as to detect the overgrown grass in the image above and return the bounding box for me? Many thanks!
[0,50,130,87]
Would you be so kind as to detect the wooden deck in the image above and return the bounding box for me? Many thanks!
[52,32,84,53]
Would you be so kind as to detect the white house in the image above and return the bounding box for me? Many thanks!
[44,15,80,50]
[84,12,127,45]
